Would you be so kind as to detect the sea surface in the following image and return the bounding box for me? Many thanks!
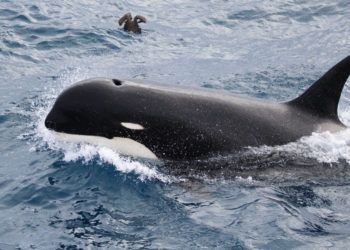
[1,0,350,249]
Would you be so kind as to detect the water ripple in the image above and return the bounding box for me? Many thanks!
[1,0,350,248]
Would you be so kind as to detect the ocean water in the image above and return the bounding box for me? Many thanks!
[1,0,350,249]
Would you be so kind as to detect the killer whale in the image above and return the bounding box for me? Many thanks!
[45,56,350,160]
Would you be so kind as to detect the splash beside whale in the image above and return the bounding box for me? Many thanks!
[45,56,350,161]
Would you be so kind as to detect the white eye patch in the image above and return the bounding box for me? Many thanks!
[121,122,144,130]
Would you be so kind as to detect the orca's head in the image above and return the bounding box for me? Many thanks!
[45,78,146,139]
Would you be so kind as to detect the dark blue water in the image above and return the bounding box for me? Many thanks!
[1,0,350,249]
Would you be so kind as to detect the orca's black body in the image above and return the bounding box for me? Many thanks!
[45,56,350,160]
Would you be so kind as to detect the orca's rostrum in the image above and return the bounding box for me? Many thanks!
[45,56,350,160]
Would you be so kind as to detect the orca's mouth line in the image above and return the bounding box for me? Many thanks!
[45,120,56,130]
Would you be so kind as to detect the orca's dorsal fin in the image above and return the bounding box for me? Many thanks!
[288,56,350,120]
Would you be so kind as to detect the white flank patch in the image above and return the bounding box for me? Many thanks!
[53,132,157,159]
[121,122,144,130]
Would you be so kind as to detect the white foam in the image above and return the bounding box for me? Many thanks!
[235,176,255,183]
[61,143,168,182]
[249,128,350,164]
